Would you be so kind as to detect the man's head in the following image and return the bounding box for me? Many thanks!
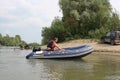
[54,37,58,42]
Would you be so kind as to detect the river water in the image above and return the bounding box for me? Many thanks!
[0,47,120,80]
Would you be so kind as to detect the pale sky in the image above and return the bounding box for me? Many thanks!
[0,0,120,43]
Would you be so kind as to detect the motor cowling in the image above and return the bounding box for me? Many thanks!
[32,46,41,52]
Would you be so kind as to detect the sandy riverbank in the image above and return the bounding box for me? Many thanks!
[41,39,120,55]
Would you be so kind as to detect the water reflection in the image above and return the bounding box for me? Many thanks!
[85,53,120,80]
[27,59,93,80]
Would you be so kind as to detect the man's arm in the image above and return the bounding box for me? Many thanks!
[55,43,61,50]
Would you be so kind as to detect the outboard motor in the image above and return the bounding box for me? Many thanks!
[32,46,41,52]
[26,46,41,59]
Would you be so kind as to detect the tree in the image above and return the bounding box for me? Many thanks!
[28,42,40,48]
[0,33,2,45]
[0,33,27,46]
[41,0,120,43]
[2,34,10,46]
[14,35,21,46]
[109,12,120,31]
[42,17,72,44]
[59,0,113,38]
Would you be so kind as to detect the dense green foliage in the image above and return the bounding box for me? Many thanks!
[42,0,120,44]
[28,42,40,48]
[42,17,72,44]
[0,33,23,46]
[0,33,40,48]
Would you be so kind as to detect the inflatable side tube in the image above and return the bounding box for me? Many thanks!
[26,52,34,59]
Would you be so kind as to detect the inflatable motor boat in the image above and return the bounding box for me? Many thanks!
[26,45,94,59]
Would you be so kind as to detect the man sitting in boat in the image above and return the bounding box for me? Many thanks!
[47,37,61,51]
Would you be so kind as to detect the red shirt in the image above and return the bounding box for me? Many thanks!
[47,40,56,50]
